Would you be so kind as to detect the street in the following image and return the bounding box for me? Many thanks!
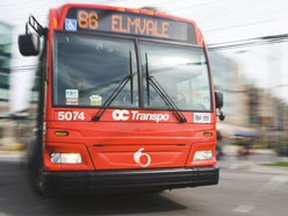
[0,157,288,216]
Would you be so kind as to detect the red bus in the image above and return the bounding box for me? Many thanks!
[18,4,224,195]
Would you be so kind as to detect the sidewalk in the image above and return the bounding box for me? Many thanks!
[218,154,288,174]
[0,137,26,162]
[0,151,26,162]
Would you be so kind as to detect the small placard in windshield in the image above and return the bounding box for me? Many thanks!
[64,8,196,43]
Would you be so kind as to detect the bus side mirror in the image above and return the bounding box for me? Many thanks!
[215,92,225,121]
[18,34,40,56]
[215,92,223,109]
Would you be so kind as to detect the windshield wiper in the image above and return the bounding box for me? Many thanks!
[145,53,187,123]
[91,52,133,121]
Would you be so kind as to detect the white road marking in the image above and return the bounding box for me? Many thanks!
[259,175,288,194]
[233,175,288,214]
[233,204,254,213]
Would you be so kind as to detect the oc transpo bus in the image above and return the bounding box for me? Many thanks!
[18,3,224,195]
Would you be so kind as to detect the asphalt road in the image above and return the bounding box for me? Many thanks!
[0,159,288,216]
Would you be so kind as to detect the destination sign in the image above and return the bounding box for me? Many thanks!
[64,8,196,43]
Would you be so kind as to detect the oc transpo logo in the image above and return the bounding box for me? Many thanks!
[112,109,130,121]
[112,109,170,122]
[133,148,151,167]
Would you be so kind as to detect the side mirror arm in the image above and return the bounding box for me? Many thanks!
[218,110,225,121]
[215,91,225,121]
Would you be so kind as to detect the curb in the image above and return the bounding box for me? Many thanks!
[219,161,288,174]
[0,142,25,152]
[249,164,288,174]
[0,151,26,162]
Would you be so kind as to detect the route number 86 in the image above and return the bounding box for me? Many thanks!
[77,10,99,30]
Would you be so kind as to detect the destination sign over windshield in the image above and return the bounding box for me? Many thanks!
[64,8,197,43]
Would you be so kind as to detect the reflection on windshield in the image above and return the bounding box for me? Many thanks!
[53,31,212,111]
[140,42,212,111]
[53,31,138,107]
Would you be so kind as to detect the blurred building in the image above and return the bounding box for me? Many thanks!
[250,87,288,146]
[209,51,250,128]
[0,21,12,114]
[209,50,288,147]
[0,21,13,143]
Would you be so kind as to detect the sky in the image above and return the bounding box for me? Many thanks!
[1,0,288,112]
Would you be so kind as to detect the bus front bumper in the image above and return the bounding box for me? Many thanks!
[43,167,219,194]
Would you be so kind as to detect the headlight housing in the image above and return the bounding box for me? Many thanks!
[193,150,212,161]
[50,153,82,164]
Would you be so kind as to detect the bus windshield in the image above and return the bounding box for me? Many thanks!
[53,31,138,108]
[140,42,212,111]
[53,31,212,111]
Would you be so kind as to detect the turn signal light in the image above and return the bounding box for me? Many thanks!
[203,132,213,137]
[54,131,69,136]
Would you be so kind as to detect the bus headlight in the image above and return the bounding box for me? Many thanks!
[50,153,82,164]
[193,150,212,161]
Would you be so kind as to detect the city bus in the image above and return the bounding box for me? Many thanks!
[18,4,224,195]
